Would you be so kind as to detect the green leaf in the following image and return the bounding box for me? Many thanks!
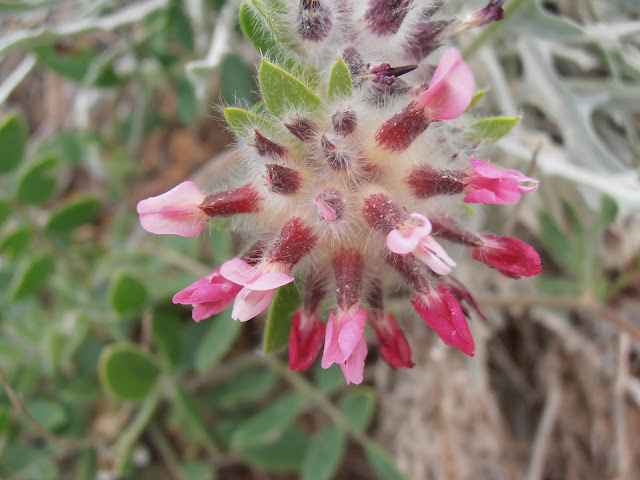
[314,362,345,394]
[16,155,59,204]
[45,196,100,233]
[152,313,182,367]
[179,460,216,480]
[33,45,96,82]
[560,198,584,236]
[173,386,218,451]
[221,54,255,105]
[223,107,273,137]
[0,445,60,480]
[177,75,197,125]
[466,88,487,111]
[511,0,585,40]
[98,343,161,401]
[25,399,67,431]
[168,0,194,50]
[236,426,310,471]
[339,387,376,432]
[34,131,84,164]
[364,442,409,480]
[0,111,27,174]
[263,281,302,354]
[328,57,352,102]
[0,226,31,260]
[301,425,346,480]
[9,253,54,301]
[194,309,242,374]
[209,369,278,409]
[109,272,148,315]
[466,116,520,144]
[239,1,288,60]
[259,60,321,117]
[597,195,618,228]
[230,391,305,449]
[539,211,572,270]
[0,198,10,228]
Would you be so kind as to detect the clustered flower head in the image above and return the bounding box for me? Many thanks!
[137,0,541,385]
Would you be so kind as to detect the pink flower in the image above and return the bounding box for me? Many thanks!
[412,285,475,356]
[473,235,542,278]
[137,181,207,236]
[386,213,456,275]
[370,312,414,368]
[464,158,539,205]
[321,309,368,385]
[289,309,326,371]
[172,267,242,322]
[417,47,475,121]
[219,258,295,322]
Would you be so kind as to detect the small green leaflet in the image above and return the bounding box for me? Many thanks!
[8,253,54,301]
[301,426,346,480]
[98,343,161,401]
[465,89,487,112]
[45,196,101,233]
[328,57,352,102]
[466,116,520,144]
[339,387,376,432]
[263,281,303,354]
[0,111,27,174]
[16,155,59,204]
[223,107,273,137]
[259,60,321,117]
[364,442,409,480]
[109,271,148,315]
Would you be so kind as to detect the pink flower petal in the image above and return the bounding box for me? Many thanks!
[219,258,257,285]
[192,301,231,322]
[245,272,294,291]
[465,158,539,205]
[371,312,414,368]
[387,229,420,254]
[340,336,367,385]
[289,310,326,371]
[337,310,367,359]
[231,287,275,322]
[172,276,211,304]
[418,48,474,120]
[473,235,542,278]
[321,311,339,368]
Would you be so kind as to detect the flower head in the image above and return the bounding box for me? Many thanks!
[172,267,242,322]
[137,181,207,237]
[464,158,539,205]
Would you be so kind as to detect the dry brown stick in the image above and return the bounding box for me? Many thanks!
[614,333,631,480]
[527,374,562,480]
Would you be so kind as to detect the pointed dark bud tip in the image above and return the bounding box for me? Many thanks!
[362,193,407,233]
[365,0,411,37]
[402,19,450,63]
[332,109,358,136]
[200,184,263,217]
[320,135,350,171]
[253,129,288,158]
[469,0,505,27]
[342,47,366,76]
[298,0,333,42]
[268,217,317,266]
[266,163,302,195]
[370,63,419,85]
[285,117,318,142]
[406,165,466,199]
[375,101,430,151]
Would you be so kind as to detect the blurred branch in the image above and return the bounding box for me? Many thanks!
[0,0,168,54]
[0,54,36,105]
[527,373,562,480]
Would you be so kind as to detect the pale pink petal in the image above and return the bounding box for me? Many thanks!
[414,236,456,275]
[340,336,367,385]
[220,258,257,285]
[469,157,505,178]
[172,276,211,304]
[136,181,204,214]
[188,284,238,303]
[408,213,432,236]
[337,310,367,360]
[418,48,474,120]
[192,301,231,322]
[463,188,518,205]
[245,272,294,291]
[316,196,335,222]
[387,229,420,254]
[231,287,275,322]
[321,312,340,368]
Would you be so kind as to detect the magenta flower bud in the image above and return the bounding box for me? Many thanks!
[463,158,539,205]
[412,285,474,356]
[253,129,288,158]
[467,0,505,28]
[220,258,295,322]
[370,311,414,368]
[332,109,358,136]
[200,183,263,217]
[364,0,410,37]
[387,212,456,275]
[320,135,350,171]
[172,266,242,322]
[322,309,368,385]
[266,163,302,195]
[137,181,207,237]
[289,309,326,371]
[473,235,542,279]
[441,276,487,320]
[406,164,466,199]
[316,188,345,222]
[285,117,318,142]
[267,217,317,265]
[298,0,333,42]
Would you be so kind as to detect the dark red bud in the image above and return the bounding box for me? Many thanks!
[332,109,358,136]
[362,193,408,233]
[298,0,333,42]
[200,183,262,217]
[430,216,483,247]
[364,0,411,36]
[386,253,430,293]
[406,165,467,198]
[320,135,350,171]
[266,163,302,195]
[267,217,317,266]
[333,248,364,309]
[375,101,431,151]
[253,129,288,158]
[402,20,451,63]
[285,117,318,142]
